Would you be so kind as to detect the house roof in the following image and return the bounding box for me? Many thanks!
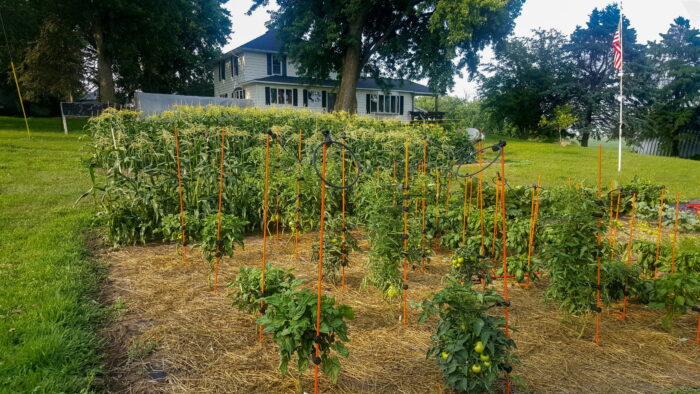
[247,75,433,95]
[236,30,282,52]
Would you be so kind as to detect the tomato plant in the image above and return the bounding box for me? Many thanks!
[257,289,354,383]
[417,280,517,393]
[227,264,302,314]
[310,215,359,284]
[450,239,491,285]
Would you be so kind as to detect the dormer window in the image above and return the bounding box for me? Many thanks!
[266,54,287,76]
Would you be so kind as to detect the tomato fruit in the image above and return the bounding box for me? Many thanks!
[441,352,449,360]
[471,364,481,373]
[474,341,485,353]
[480,354,489,361]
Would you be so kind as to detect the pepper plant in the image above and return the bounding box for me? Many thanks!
[227,264,302,314]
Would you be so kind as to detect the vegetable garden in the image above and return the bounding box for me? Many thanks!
[88,107,700,393]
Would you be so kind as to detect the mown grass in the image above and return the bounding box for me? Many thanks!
[481,136,700,199]
[0,116,102,392]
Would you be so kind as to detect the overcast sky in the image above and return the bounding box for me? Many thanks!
[223,0,700,97]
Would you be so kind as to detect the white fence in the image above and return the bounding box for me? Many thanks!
[135,92,254,115]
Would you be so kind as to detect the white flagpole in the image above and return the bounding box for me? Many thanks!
[617,1,624,172]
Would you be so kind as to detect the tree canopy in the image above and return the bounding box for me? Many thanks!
[249,0,524,112]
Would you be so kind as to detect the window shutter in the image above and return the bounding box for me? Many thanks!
[293,89,298,106]
[366,94,371,113]
[233,56,239,75]
[265,87,271,105]
[303,89,308,106]
[399,96,404,115]
[218,62,223,80]
[266,54,272,75]
[322,91,327,108]
[221,61,226,80]
[282,55,287,76]
[391,96,396,113]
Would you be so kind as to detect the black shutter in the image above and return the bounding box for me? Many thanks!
[265,87,271,105]
[293,89,298,106]
[322,91,327,108]
[303,89,308,106]
[282,55,287,76]
[266,54,272,75]
[391,96,396,113]
[399,96,404,115]
[366,94,371,113]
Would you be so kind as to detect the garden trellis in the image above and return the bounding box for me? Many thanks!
[85,106,700,393]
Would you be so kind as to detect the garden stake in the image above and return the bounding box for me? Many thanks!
[500,144,510,394]
[434,168,440,250]
[621,193,637,319]
[654,187,665,279]
[421,137,428,272]
[313,133,329,394]
[477,143,486,290]
[491,182,500,262]
[526,178,541,286]
[402,137,409,325]
[461,176,469,244]
[174,126,188,268]
[595,146,602,344]
[259,131,271,342]
[275,137,281,244]
[295,129,302,259]
[444,170,452,217]
[212,126,226,294]
[610,188,622,259]
[670,192,680,273]
[341,135,347,289]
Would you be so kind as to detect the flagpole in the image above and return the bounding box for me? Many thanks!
[617,1,623,172]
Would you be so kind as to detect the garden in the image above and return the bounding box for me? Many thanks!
[86,107,699,393]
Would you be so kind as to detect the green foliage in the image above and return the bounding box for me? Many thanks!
[414,97,494,132]
[310,215,359,284]
[647,273,700,328]
[417,280,517,393]
[450,242,491,285]
[253,0,523,104]
[257,289,354,383]
[600,260,640,305]
[539,105,578,144]
[227,265,302,314]
[85,106,466,246]
[495,254,538,284]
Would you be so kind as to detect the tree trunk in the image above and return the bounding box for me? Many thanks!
[580,131,590,147]
[93,22,115,104]
[334,15,366,113]
[580,108,593,147]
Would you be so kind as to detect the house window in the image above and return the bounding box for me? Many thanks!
[370,95,378,112]
[269,88,294,104]
[272,55,282,75]
[233,88,245,99]
[220,93,228,98]
[308,90,321,104]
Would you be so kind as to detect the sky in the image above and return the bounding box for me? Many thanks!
[223,0,700,97]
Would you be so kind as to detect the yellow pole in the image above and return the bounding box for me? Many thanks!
[10,61,30,138]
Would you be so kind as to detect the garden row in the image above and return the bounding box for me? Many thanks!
[85,107,699,392]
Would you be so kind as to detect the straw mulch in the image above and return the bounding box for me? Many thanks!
[98,231,700,394]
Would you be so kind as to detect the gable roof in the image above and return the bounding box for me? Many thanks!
[237,30,282,52]
[247,75,433,95]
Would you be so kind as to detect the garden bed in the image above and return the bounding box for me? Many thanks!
[99,232,699,393]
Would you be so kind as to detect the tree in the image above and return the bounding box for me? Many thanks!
[479,29,574,138]
[249,0,523,113]
[539,105,578,145]
[414,96,491,131]
[2,0,231,103]
[642,17,699,156]
[566,4,642,147]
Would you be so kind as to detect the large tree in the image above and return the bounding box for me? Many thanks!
[2,0,231,104]
[642,17,700,156]
[249,0,523,113]
[479,29,575,138]
[566,4,643,147]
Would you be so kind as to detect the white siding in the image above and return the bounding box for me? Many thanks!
[356,90,414,122]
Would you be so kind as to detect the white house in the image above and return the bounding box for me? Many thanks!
[212,30,434,122]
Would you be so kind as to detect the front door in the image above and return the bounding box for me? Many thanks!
[327,93,337,112]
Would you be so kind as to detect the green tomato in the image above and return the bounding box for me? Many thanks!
[458,257,464,263]
[474,341,485,354]
[386,286,399,298]
[480,354,490,361]
[441,352,449,360]
[471,364,482,373]
[483,361,491,368]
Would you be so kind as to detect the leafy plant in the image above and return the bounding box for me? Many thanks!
[450,240,492,285]
[227,264,302,314]
[417,280,517,393]
[257,289,354,383]
[647,272,700,328]
[310,215,359,284]
[494,254,538,283]
[200,214,247,286]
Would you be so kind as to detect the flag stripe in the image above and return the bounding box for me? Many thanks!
[612,22,622,70]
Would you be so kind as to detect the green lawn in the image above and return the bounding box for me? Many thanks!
[481,136,700,199]
[0,116,101,392]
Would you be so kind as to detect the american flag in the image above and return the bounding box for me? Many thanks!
[612,20,622,70]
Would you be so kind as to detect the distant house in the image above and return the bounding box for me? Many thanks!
[212,30,434,122]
